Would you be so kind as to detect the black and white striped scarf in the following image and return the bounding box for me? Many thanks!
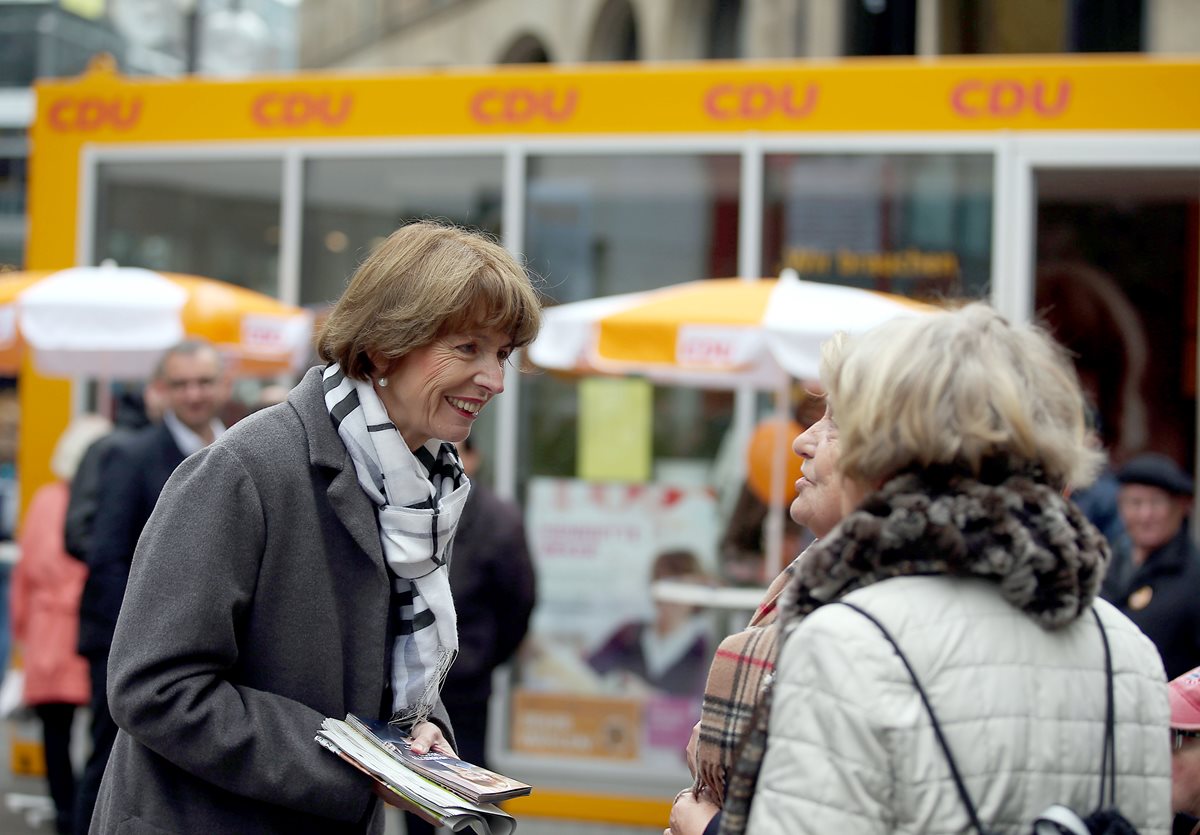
[322,363,469,727]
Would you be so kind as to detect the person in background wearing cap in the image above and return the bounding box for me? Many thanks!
[1101,452,1200,680]
[1168,666,1200,835]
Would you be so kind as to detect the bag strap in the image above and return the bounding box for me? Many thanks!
[1091,607,1117,810]
[834,600,992,835]
[837,601,1118,834]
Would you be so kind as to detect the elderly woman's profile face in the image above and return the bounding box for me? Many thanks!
[790,404,843,539]
[373,326,513,450]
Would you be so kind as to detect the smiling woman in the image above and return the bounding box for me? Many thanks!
[369,327,512,449]
[90,221,543,835]
[318,222,540,450]
[318,222,540,378]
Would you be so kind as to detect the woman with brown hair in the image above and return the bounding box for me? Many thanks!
[90,221,541,835]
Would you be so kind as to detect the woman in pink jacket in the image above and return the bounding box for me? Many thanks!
[11,415,111,835]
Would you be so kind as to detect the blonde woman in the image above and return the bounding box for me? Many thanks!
[668,401,846,835]
[720,303,1171,834]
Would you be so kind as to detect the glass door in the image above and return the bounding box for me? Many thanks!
[1009,138,1200,488]
[1032,166,1199,473]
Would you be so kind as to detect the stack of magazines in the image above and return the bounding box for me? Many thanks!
[316,714,532,835]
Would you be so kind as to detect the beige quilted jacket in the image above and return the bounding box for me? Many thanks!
[745,575,1172,835]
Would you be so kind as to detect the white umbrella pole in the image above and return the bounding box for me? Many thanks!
[732,384,756,486]
[95,378,111,421]
[764,376,792,582]
[70,376,88,418]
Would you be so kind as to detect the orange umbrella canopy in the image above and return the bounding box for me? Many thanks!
[0,266,313,378]
[528,274,934,388]
[530,279,783,388]
[0,271,50,374]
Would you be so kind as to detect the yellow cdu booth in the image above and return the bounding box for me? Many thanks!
[21,52,1200,827]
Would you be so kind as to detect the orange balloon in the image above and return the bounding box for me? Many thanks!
[745,418,805,506]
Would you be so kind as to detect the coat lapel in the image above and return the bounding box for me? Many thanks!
[326,464,385,565]
[289,367,384,567]
[155,423,186,484]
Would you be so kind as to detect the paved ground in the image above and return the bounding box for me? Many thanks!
[1,716,58,834]
[0,718,659,834]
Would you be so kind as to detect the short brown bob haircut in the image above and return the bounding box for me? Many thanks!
[317,221,542,380]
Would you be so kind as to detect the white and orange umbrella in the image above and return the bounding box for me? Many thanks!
[0,262,314,378]
[763,271,937,380]
[529,270,934,387]
[530,271,937,582]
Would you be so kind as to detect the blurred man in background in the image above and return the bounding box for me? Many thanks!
[404,437,535,835]
[443,437,536,767]
[64,387,163,563]
[74,340,228,835]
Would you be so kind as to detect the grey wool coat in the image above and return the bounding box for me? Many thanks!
[91,367,454,835]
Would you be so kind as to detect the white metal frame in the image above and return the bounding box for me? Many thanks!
[1005,133,1200,324]
[73,129,1200,792]
[497,144,527,500]
[77,129,1200,493]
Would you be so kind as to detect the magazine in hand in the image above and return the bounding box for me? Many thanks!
[315,715,529,835]
[343,713,532,803]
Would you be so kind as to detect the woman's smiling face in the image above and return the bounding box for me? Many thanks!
[790,404,843,538]
[374,327,513,450]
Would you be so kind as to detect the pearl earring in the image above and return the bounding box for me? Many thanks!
[377,377,389,388]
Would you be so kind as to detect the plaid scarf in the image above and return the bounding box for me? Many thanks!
[693,555,798,804]
[718,465,1109,834]
[322,363,469,727]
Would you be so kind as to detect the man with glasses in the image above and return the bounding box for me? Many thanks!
[1101,452,1200,680]
[74,339,228,835]
[1169,667,1200,835]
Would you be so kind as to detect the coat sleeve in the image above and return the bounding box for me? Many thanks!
[106,443,373,825]
[446,496,535,688]
[485,504,535,669]
[9,489,39,645]
[63,438,105,562]
[719,485,768,566]
[745,607,894,835]
[81,439,147,647]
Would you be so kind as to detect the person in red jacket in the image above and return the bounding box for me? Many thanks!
[11,415,112,835]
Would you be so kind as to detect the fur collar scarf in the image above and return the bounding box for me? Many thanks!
[778,465,1111,631]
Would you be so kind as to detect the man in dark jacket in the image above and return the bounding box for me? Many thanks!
[403,437,535,835]
[74,340,227,835]
[63,389,159,562]
[1101,452,1200,680]
[444,438,536,765]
